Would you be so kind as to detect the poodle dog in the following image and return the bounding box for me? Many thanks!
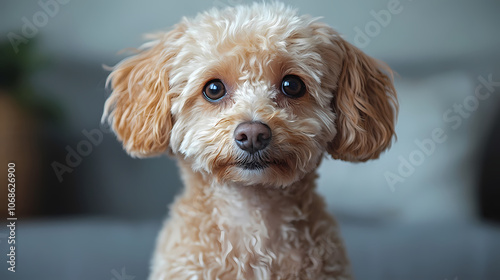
[103,2,397,279]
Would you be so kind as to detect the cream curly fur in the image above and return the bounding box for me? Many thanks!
[103,2,397,279]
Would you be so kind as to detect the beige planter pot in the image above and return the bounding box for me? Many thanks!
[0,93,41,218]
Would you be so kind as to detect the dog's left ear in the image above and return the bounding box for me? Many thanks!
[313,24,398,162]
[103,24,186,157]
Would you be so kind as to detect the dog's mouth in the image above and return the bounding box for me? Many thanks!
[233,157,286,170]
[238,161,269,170]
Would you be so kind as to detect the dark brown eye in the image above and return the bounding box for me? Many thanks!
[281,75,306,98]
[203,79,226,102]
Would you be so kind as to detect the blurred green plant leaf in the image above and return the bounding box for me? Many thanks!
[0,38,63,123]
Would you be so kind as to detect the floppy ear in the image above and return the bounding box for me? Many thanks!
[327,37,398,162]
[102,24,185,157]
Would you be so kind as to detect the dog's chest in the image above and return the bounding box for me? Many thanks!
[155,186,349,279]
[209,188,322,278]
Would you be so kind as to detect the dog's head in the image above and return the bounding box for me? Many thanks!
[103,3,397,187]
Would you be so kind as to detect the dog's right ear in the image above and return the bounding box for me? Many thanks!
[310,22,397,162]
[102,24,186,157]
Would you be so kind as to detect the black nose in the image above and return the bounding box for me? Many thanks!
[234,121,272,154]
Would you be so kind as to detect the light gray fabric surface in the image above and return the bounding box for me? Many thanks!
[1,218,499,280]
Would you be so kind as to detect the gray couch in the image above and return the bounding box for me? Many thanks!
[1,218,499,280]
